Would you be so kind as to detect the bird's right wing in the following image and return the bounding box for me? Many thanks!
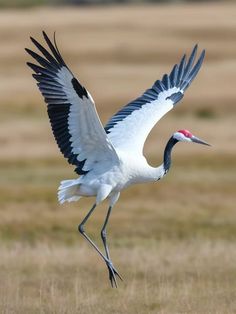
[105,45,205,155]
[26,32,119,175]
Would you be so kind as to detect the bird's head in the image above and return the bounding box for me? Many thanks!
[173,129,210,146]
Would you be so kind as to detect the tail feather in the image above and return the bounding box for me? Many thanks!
[58,179,82,204]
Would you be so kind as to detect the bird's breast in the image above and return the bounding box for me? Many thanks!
[109,153,154,189]
[79,153,158,195]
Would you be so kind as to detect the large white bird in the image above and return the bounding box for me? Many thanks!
[26,32,209,287]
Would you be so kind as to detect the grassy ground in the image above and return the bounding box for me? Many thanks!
[0,2,236,313]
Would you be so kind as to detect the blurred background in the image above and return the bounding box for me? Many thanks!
[0,0,236,313]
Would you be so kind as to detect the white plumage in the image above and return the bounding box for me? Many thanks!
[26,32,209,287]
[107,87,177,153]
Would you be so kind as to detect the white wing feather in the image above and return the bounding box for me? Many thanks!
[107,87,178,154]
[26,32,119,175]
[105,45,205,156]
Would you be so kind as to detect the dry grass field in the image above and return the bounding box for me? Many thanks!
[0,2,236,313]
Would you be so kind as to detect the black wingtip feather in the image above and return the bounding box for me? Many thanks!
[105,44,205,133]
[53,31,60,56]
[27,32,90,176]
[30,35,60,67]
[42,31,66,66]
[180,47,205,91]
[27,62,39,72]
[182,44,198,79]
[176,53,186,86]
[169,64,178,87]
[25,47,54,70]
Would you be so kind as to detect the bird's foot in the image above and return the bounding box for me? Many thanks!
[105,260,123,288]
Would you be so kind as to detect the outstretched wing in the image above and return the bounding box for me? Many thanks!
[105,45,205,155]
[26,31,119,175]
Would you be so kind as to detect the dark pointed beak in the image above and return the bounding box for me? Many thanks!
[191,136,211,146]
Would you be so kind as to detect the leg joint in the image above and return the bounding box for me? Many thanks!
[78,223,84,234]
[101,228,107,240]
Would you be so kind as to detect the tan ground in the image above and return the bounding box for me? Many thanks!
[0,2,236,313]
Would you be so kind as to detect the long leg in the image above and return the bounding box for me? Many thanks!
[78,203,121,287]
[101,205,123,286]
[101,205,112,260]
[78,203,105,260]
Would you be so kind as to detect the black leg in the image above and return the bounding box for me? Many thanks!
[78,203,121,287]
[101,205,113,260]
[101,206,123,287]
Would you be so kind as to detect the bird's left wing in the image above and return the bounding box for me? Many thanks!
[105,45,205,155]
[26,32,119,175]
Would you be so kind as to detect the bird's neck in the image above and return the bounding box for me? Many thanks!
[147,136,178,182]
[163,136,178,175]
[141,136,178,182]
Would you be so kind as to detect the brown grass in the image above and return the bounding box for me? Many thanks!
[1,240,236,314]
[0,2,236,313]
